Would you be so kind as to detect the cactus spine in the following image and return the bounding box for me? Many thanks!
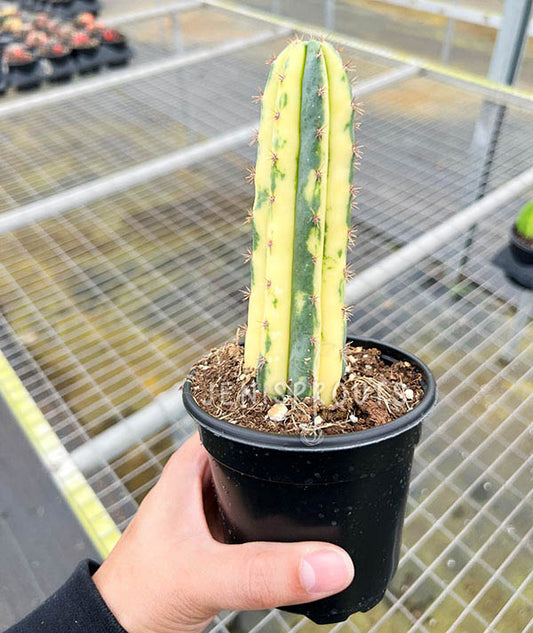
[244,39,355,405]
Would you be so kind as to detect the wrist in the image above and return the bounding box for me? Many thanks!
[92,562,148,633]
[92,556,213,633]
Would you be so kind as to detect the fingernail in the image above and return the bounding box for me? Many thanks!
[300,549,354,595]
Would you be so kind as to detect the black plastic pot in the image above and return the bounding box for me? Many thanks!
[71,45,101,73]
[0,66,7,96]
[510,226,533,265]
[493,227,533,290]
[0,33,14,56]
[99,38,133,67]
[7,58,42,90]
[39,52,75,82]
[183,337,437,624]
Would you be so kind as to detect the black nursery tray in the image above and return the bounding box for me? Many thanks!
[1,3,133,95]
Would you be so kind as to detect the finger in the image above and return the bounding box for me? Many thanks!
[194,541,354,612]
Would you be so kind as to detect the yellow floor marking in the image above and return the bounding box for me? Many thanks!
[0,351,121,558]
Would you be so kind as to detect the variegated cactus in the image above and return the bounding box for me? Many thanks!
[244,39,358,405]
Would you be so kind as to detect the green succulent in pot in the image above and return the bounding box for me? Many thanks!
[183,37,437,624]
[508,199,533,271]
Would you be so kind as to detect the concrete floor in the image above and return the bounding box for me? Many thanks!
[0,398,98,631]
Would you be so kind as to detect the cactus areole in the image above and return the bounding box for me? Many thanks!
[244,39,357,405]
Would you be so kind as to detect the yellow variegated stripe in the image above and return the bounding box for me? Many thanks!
[258,41,306,394]
[244,47,290,369]
[319,41,354,404]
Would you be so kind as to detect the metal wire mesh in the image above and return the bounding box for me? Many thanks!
[0,2,532,632]
[235,0,533,90]
[0,32,392,211]
[0,10,295,211]
[101,0,192,17]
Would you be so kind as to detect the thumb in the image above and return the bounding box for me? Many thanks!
[197,541,354,613]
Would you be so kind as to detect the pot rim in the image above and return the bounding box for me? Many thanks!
[511,224,533,253]
[41,49,71,59]
[6,58,37,67]
[183,336,438,452]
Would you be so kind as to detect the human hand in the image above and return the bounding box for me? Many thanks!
[93,433,354,633]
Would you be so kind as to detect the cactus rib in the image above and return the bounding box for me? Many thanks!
[258,41,306,395]
[244,47,291,371]
[288,40,329,399]
[318,42,356,404]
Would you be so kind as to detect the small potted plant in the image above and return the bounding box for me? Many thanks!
[97,27,132,67]
[69,29,101,73]
[0,29,14,58]
[511,201,533,266]
[0,7,19,19]
[32,12,49,31]
[12,21,32,43]
[39,38,75,82]
[3,42,42,90]
[84,17,103,38]
[0,49,7,96]
[0,7,19,29]
[73,11,95,29]
[182,39,437,624]
[25,28,48,51]
[1,13,21,34]
[493,201,533,290]
[0,6,18,38]
[44,18,60,36]
[55,22,75,42]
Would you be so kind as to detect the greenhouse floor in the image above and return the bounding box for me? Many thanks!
[0,1,532,632]
[0,399,97,629]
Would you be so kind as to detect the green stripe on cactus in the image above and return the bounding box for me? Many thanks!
[244,48,290,370]
[288,40,329,399]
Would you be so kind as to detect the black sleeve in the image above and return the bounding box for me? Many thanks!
[6,560,127,633]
